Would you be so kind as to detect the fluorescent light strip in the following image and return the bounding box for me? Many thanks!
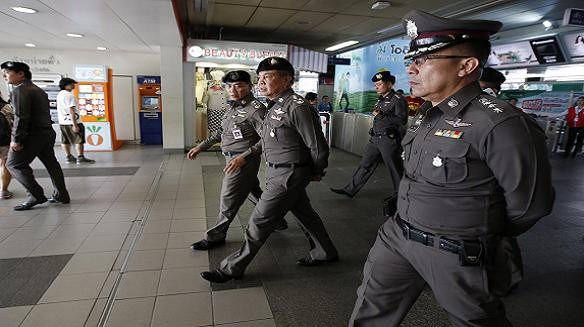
[24,43,36,48]
[97,47,107,51]
[325,40,359,52]
[66,33,84,38]
[11,7,37,14]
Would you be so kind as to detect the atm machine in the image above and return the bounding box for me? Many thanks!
[32,73,62,143]
[137,76,162,144]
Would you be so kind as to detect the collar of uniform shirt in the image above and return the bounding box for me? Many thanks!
[378,89,396,101]
[270,88,295,105]
[229,92,255,108]
[435,81,483,118]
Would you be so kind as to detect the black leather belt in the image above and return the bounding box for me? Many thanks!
[396,216,462,255]
[266,162,309,168]
[222,151,242,156]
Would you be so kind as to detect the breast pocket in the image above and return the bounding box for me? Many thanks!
[420,140,470,184]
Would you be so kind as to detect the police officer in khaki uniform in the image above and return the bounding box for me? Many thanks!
[331,71,407,199]
[349,11,554,326]
[201,57,338,283]
[1,61,69,211]
[189,70,286,251]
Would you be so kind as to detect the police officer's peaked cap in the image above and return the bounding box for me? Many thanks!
[256,57,294,75]
[402,10,503,59]
[480,67,506,86]
[222,70,252,84]
[0,61,30,72]
[371,71,395,83]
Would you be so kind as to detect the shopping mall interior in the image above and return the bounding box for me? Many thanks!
[0,0,583,326]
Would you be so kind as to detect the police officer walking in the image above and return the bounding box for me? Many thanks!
[188,70,286,251]
[331,71,407,199]
[201,57,338,283]
[1,61,69,211]
[349,11,554,326]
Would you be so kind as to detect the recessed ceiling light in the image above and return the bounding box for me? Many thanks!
[325,40,359,52]
[66,33,84,38]
[96,47,107,51]
[24,43,36,48]
[11,7,37,14]
[371,1,391,10]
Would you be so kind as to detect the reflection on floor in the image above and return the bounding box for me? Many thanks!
[0,145,581,327]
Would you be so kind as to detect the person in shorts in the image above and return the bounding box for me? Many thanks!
[56,78,94,164]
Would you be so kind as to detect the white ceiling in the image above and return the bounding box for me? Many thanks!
[0,0,182,53]
[178,0,584,53]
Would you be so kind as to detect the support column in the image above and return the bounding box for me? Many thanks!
[160,46,185,152]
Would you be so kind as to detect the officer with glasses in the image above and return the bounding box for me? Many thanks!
[349,11,554,326]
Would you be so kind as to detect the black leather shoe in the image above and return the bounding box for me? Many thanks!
[191,239,226,251]
[274,220,288,231]
[296,256,339,267]
[48,197,70,204]
[14,198,48,211]
[200,269,241,283]
[330,188,354,198]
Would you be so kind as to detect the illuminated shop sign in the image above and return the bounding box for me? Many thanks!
[186,40,287,64]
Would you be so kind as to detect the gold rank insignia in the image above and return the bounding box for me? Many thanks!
[434,129,463,139]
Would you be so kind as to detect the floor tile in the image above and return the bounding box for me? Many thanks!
[0,216,34,229]
[0,228,16,242]
[0,239,43,258]
[116,270,160,299]
[217,319,277,327]
[47,223,96,239]
[60,251,118,274]
[100,210,140,222]
[30,237,86,256]
[78,234,127,253]
[157,268,210,295]
[38,272,108,303]
[0,305,33,327]
[143,220,171,234]
[105,297,155,327]
[163,248,209,269]
[3,226,56,241]
[166,231,201,249]
[170,219,207,233]
[84,298,106,327]
[91,221,133,235]
[212,287,272,325]
[152,292,213,327]
[23,214,69,227]
[62,212,104,225]
[20,299,94,327]
[134,233,168,250]
[173,208,206,219]
[126,249,165,271]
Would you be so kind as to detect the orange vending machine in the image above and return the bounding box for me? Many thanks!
[73,65,121,151]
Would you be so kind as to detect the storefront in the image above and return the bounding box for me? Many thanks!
[184,40,328,146]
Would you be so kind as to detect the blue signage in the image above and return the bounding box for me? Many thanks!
[137,75,161,84]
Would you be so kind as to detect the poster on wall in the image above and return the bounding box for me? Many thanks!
[333,38,410,113]
[83,122,112,150]
[500,90,575,117]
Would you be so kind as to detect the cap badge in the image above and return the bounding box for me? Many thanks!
[376,73,382,80]
[278,98,284,103]
[432,155,443,167]
[447,98,459,108]
[230,72,239,80]
[270,58,278,65]
[445,118,471,128]
[241,100,246,105]
[406,20,418,39]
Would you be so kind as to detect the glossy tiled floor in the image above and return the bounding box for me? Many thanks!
[0,145,582,327]
[0,146,275,327]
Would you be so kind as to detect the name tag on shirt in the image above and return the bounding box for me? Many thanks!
[232,128,243,139]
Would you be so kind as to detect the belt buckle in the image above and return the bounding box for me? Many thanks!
[420,232,430,246]
[401,222,410,240]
